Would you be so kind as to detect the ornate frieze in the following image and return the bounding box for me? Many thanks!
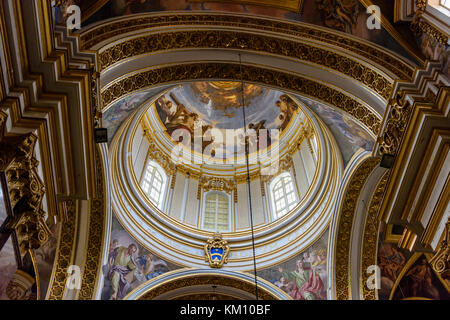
[0,130,50,256]
[80,13,414,81]
[377,92,412,156]
[78,147,106,300]
[334,157,380,300]
[429,218,450,281]
[47,199,77,300]
[98,30,392,100]
[200,176,236,194]
[360,172,389,300]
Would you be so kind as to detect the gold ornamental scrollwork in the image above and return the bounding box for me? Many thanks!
[80,13,413,81]
[204,233,230,269]
[145,133,176,176]
[98,30,392,100]
[0,131,51,255]
[78,147,106,300]
[200,177,236,194]
[360,171,389,300]
[334,156,381,300]
[429,217,450,280]
[377,92,412,156]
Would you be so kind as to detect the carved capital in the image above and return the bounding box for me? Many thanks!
[4,270,35,300]
[378,92,411,156]
[0,131,50,255]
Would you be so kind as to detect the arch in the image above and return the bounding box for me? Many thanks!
[124,269,292,300]
[76,13,421,140]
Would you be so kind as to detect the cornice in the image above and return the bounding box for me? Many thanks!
[78,12,416,82]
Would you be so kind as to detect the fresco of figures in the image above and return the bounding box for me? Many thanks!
[392,255,450,300]
[154,82,300,158]
[418,33,450,78]
[377,222,450,300]
[297,96,375,166]
[101,215,181,300]
[258,230,328,300]
[102,87,170,143]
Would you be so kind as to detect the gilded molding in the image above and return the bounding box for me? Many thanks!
[0,132,51,256]
[360,171,389,300]
[80,13,414,81]
[334,156,380,300]
[47,200,77,300]
[137,274,276,300]
[429,217,450,281]
[260,154,294,183]
[145,133,176,176]
[102,63,381,136]
[377,92,413,156]
[411,0,448,44]
[200,176,236,194]
[78,147,106,300]
[98,30,392,100]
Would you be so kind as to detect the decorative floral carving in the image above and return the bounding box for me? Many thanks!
[80,13,413,81]
[334,157,380,300]
[429,218,450,281]
[0,132,50,255]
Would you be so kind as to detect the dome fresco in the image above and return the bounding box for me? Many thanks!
[153,82,301,158]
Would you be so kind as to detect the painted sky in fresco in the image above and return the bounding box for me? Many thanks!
[102,86,171,143]
[296,95,375,166]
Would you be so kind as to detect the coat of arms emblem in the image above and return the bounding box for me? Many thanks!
[204,233,230,268]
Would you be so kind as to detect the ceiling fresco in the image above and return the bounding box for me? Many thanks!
[62,0,423,65]
[101,81,375,166]
[295,96,375,166]
[153,82,300,158]
[258,229,329,300]
[101,215,182,300]
[102,86,171,143]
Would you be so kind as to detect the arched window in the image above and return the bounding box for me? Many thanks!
[270,172,298,219]
[141,160,167,209]
[203,192,230,232]
[440,0,450,10]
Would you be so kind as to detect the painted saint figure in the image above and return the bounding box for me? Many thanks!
[108,243,137,300]
[278,258,325,300]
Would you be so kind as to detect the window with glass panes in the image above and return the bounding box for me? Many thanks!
[141,161,165,209]
[203,192,229,231]
[272,173,298,219]
[441,0,450,9]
